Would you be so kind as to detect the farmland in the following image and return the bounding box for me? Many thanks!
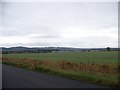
[2,51,119,87]
[2,51,118,63]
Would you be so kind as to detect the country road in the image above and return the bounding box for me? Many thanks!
[2,64,108,88]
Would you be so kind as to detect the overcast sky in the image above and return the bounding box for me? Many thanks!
[0,2,118,48]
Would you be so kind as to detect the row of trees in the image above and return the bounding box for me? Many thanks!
[2,47,112,54]
[2,49,58,54]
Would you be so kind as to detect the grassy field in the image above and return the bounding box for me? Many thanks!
[2,51,118,63]
[2,51,119,87]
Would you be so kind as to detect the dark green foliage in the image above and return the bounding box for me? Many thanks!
[107,47,111,51]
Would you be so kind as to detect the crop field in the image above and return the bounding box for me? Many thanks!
[2,51,119,87]
[2,51,118,63]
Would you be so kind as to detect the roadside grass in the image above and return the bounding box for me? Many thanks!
[2,57,119,88]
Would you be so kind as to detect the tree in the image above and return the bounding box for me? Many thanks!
[106,47,111,51]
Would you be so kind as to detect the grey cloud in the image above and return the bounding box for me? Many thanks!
[1,2,118,48]
[29,34,62,39]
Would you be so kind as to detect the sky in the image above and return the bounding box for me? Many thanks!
[0,2,118,48]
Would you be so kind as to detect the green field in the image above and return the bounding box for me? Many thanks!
[2,51,118,63]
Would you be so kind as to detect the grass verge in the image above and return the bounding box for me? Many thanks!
[2,61,119,88]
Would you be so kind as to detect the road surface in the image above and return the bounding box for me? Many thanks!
[2,64,107,88]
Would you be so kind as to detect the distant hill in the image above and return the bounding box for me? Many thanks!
[1,46,119,54]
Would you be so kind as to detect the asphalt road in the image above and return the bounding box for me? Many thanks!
[2,64,107,88]
[0,64,2,90]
